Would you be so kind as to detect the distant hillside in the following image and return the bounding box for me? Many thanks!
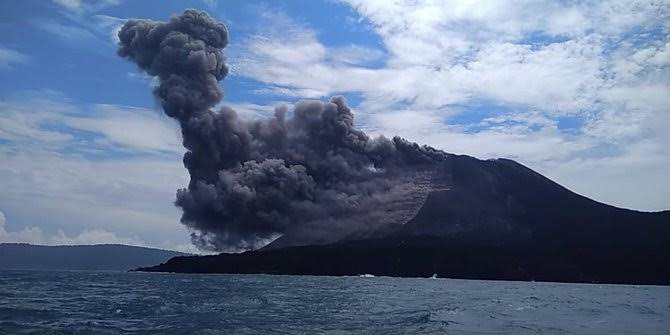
[0,243,188,271]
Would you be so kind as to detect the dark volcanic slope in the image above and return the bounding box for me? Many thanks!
[138,155,670,284]
[402,155,670,248]
[0,244,187,271]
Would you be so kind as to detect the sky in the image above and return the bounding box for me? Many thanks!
[0,0,668,252]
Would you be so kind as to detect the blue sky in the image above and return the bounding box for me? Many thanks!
[1,0,669,251]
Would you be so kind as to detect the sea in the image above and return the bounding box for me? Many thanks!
[0,270,668,334]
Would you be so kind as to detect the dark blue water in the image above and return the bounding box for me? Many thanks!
[1,270,668,334]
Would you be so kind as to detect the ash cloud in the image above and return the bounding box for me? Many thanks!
[117,9,448,251]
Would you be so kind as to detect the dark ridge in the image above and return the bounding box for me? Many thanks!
[0,243,188,271]
[135,155,670,285]
[136,234,670,285]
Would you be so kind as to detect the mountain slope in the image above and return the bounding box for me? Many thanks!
[400,155,670,248]
[0,243,188,271]
[135,155,670,284]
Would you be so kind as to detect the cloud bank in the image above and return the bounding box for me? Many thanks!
[0,210,145,247]
[232,0,670,211]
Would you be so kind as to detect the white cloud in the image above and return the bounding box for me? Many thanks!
[0,48,29,69]
[64,104,183,154]
[0,91,195,250]
[232,10,388,99]
[230,1,670,210]
[0,209,145,247]
[51,0,122,14]
[329,44,385,65]
[1,209,212,254]
[539,139,670,211]
[91,14,126,44]
[52,0,81,10]
[0,144,190,241]
[38,2,126,50]
[202,0,217,8]
[35,20,98,42]
[0,92,182,154]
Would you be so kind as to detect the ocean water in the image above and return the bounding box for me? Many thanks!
[0,270,668,334]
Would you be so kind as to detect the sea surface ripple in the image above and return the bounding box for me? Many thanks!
[0,270,668,334]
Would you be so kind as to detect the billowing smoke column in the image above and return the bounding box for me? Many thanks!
[118,9,447,251]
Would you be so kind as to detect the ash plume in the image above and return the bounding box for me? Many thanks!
[117,9,448,251]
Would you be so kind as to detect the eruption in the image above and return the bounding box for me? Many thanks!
[117,9,448,251]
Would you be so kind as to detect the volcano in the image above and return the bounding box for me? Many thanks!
[136,154,670,285]
[116,10,669,284]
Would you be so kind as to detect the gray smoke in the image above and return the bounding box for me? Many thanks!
[118,9,448,251]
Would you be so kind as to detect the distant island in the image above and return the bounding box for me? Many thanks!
[136,155,670,285]
[0,243,187,271]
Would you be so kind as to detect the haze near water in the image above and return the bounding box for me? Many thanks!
[1,270,668,334]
